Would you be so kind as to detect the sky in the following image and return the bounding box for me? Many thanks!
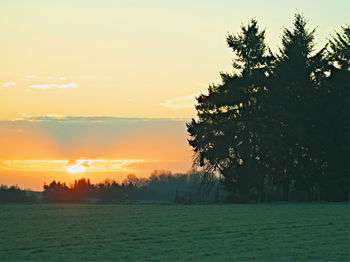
[0,117,191,190]
[0,0,349,190]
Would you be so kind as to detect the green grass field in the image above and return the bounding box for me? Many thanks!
[0,203,349,261]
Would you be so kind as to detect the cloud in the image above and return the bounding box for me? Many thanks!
[26,74,37,78]
[29,84,56,89]
[4,81,15,87]
[80,160,91,167]
[161,93,199,110]
[59,77,66,81]
[45,114,66,119]
[0,116,190,156]
[27,82,77,89]
[24,115,190,124]
[59,83,77,88]
[109,159,145,169]
[0,160,11,167]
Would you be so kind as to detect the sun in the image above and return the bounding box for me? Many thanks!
[66,164,87,174]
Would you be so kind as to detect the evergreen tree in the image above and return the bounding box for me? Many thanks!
[317,25,350,200]
[188,14,349,202]
[268,14,323,200]
[187,19,271,201]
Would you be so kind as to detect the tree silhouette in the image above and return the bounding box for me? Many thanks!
[317,25,350,200]
[41,171,220,203]
[0,185,37,203]
[187,19,272,202]
[267,14,323,200]
[187,14,349,202]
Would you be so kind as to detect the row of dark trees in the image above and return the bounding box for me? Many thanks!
[43,170,223,203]
[0,185,38,203]
[187,14,349,202]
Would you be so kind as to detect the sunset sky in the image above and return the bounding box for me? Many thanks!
[0,0,349,190]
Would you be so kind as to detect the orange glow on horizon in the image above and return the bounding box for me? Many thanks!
[0,158,162,191]
[0,159,148,173]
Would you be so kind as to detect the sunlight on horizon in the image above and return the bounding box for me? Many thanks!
[0,159,147,173]
[0,158,155,190]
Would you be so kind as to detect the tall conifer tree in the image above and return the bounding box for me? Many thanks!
[187,19,271,201]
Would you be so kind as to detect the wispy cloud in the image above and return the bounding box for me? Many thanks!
[4,81,15,87]
[29,84,57,89]
[161,93,199,110]
[1,73,77,91]
[26,74,37,78]
[28,83,77,89]
[0,160,11,167]
[59,83,77,88]
[45,114,66,118]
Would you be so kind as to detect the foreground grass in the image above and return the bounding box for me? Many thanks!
[0,203,349,261]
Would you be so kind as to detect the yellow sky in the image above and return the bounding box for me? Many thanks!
[1,1,349,120]
[0,0,349,190]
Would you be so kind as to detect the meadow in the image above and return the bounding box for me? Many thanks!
[0,203,349,261]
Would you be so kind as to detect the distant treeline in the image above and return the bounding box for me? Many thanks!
[0,185,38,203]
[42,170,224,203]
[1,168,348,204]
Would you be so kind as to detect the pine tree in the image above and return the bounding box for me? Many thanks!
[317,25,350,200]
[267,14,324,200]
[187,19,271,202]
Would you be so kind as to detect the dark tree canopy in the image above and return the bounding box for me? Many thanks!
[226,19,270,76]
[187,19,271,201]
[187,14,349,202]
